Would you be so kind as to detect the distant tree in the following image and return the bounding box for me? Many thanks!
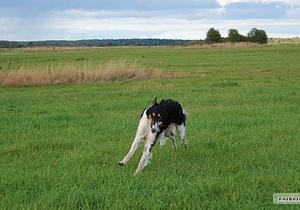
[228,29,241,42]
[206,28,221,43]
[228,29,249,42]
[247,28,268,44]
[27,41,34,47]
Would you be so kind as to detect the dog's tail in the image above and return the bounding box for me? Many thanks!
[183,110,188,126]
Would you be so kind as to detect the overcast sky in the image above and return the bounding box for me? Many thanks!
[0,0,299,40]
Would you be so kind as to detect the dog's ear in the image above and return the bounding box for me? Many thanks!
[152,97,158,105]
[146,108,151,119]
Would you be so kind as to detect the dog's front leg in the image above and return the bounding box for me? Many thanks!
[119,135,141,166]
[119,111,150,166]
[134,133,156,175]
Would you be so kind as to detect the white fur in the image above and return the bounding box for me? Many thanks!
[118,110,150,166]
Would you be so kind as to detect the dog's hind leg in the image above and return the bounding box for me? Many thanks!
[165,124,176,151]
[177,124,187,148]
[170,125,177,151]
[169,132,177,151]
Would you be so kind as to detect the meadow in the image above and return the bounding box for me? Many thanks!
[0,45,300,209]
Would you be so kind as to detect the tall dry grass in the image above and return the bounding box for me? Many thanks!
[269,37,300,45]
[0,60,180,87]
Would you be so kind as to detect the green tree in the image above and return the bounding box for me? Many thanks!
[228,29,241,42]
[247,28,268,44]
[206,28,221,43]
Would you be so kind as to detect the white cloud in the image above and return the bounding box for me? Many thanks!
[217,0,300,6]
[1,8,300,40]
[48,8,225,20]
[287,7,300,18]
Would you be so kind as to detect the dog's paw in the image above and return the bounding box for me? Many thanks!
[118,161,125,166]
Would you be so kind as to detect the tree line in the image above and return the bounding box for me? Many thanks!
[206,28,268,44]
[0,39,191,48]
[0,28,268,48]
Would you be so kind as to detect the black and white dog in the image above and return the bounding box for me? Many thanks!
[119,98,187,175]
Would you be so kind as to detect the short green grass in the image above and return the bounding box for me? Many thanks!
[0,45,300,209]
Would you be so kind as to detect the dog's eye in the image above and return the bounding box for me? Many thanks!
[152,113,155,116]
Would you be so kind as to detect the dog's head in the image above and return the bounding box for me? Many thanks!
[146,98,163,133]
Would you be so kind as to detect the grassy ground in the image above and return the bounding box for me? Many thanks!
[0,45,300,209]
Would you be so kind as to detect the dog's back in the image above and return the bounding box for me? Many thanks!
[158,99,186,127]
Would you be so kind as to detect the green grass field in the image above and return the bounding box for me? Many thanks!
[1,45,300,209]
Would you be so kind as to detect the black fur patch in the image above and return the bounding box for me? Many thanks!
[149,131,161,153]
[147,99,185,129]
[145,98,185,153]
